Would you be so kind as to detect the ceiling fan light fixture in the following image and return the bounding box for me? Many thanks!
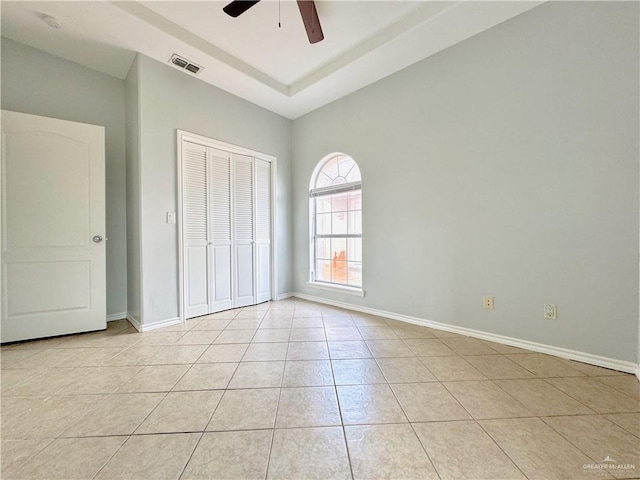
[296,0,324,44]
[223,0,260,18]
[223,0,324,44]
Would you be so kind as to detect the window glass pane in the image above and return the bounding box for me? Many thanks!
[315,259,331,282]
[345,164,361,183]
[316,238,331,260]
[316,196,332,214]
[332,176,347,185]
[348,210,362,235]
[331,238,347,260]
[347,238,362,262]
[332,212,348,234]
[316,155,360,189]
[316,213,332,235]
[337,156,355,178]
[332,258,347,284]
[316,172,333,189]
[331,192,348,212]
[330,238,347,284]
[347,262,362,287]
[316,158,338,188]
[348,191,362,211]
[324,157,339,178]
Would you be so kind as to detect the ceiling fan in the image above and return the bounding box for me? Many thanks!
[223,0,324,44]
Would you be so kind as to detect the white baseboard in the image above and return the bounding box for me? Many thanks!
[126,313,142,331]
[107,312,127,322]
[126,314,181,333]
[139,317,181,332]
[276,292,294,301]
[293,292,639,375]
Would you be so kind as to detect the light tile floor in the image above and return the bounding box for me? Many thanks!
[1,299,639,480]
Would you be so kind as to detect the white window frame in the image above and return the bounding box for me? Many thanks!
[308,153,364,297]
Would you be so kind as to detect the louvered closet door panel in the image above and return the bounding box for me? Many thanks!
[232,154,255,307]
[255,159,271,303]
[182,141,209,318]
[208,148,233,312]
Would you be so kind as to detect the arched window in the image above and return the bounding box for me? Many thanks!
[309,154,362,291]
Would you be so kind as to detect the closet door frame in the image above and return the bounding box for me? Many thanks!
[177,130,277,324]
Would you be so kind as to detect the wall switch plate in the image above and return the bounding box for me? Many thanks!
[166,212,176,224]
[544,304,557,320]
[483,296,494,310]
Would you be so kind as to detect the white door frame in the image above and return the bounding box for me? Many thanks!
[176,129,277,323]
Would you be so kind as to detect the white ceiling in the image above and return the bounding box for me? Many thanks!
[1,1,543,119]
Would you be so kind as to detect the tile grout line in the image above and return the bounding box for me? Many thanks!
[537,415,632,471]
[262,304,289,480]
[176,430,207,480]
[473,419,531,480]
[325,310,357,480]
[90,434,132,480]
[0,437,55,479]
[491,376,599,416]
[377,355,445,480]
[538,376,615,414]
[405,421,444,480]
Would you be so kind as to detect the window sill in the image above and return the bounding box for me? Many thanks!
[306,282,365,297]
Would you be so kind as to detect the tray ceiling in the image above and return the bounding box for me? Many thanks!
[1,1,543,119]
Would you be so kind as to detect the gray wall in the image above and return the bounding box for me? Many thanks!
[1,38,128,318]
[134,54,292,325]
[292,2,639,362]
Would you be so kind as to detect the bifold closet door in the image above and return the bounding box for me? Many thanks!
[255,159,271,304]
[182,138,272,319]
[232,154,255,308]
[182,141,210,318]
[209,148,233,311]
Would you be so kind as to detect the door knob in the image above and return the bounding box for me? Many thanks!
[92,235,103,243]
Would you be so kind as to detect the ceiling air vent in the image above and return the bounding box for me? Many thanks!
[184,63,200,74]
[169,54,203,76]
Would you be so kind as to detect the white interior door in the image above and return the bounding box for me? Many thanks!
[255,159,271,304]
[1,110,106,342]
[182,141,210,319]
[232,154,255,308]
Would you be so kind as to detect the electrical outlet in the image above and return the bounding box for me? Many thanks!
[544,304,557,320]
[483,296,494,310]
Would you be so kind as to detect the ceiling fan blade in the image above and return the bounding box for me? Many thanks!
[296,0,324,44]
[223,0,260,18]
